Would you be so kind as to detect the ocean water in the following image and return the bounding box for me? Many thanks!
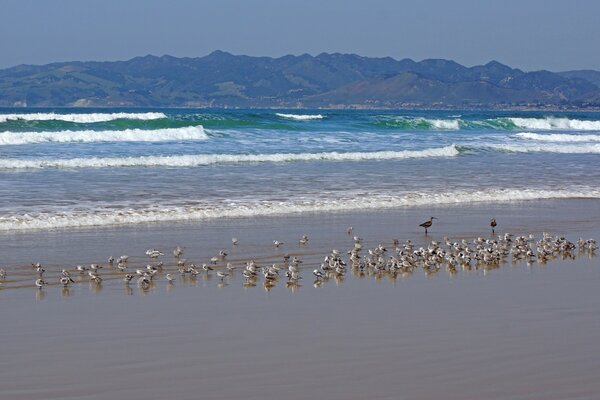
[1,108,600,232]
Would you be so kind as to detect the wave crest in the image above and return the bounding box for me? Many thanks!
[0,112,167,123]
[0,125,208,146]
[508,117,600,131]
[0,145,459,170]
[275,113,324,120]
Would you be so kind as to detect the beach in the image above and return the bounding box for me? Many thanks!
[1,199,599,400]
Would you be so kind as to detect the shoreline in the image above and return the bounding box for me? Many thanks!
[2,198,598,269]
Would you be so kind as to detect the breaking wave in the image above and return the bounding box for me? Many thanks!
[0,125,208,145]
[0,145,460,170]
[1,187,598,231]
[0,112,167,123]
[275,113,324,120]
[375,117,461,130]
[515,132,600,142]
[508,117,600,131]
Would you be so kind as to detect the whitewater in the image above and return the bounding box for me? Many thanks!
[2,187,599,231]
[0,112,167,123]
[0,125,208,145]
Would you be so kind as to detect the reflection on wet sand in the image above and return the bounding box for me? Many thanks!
[3,231,596,298]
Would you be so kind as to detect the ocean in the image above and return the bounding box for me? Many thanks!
[1,108,600,232]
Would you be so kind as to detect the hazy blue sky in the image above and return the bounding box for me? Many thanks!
[0,0,597,71]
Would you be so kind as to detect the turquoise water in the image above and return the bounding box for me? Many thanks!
[1,108,599,231]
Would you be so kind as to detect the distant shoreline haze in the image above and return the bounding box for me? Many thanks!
[1,51,600,109]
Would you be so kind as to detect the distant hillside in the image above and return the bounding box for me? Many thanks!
[1,51,599,109]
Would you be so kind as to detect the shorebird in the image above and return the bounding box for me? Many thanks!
[299,235,309,245]
[419,217,437,234]
[313,269,324,280]
[0,268,6,279]
[231,237,239,246]
[76,265,86,273]
[490,218,497,234]
[60,276,74,287]
[273,240,284,248]
[123,274,134,283]
[173,246,184,258]
[35,278,46,289]
[108,256,114,266]
[166,273,175,283]
[347,227,353,234]
[217,271,230,280]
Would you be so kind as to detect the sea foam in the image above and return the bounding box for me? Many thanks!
[0,125,208,146]
[489,143,600,154]
[0,145,460,170]
[515,132,600,142]
[275,113,324,120]
[0,112,167,123]
[1,187,598,231]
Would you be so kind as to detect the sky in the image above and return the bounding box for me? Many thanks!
[0,0,598,71]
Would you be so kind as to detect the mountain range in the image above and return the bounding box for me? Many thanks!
[1,51,600,109]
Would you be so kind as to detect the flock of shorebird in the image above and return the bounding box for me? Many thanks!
[0,218,596,293]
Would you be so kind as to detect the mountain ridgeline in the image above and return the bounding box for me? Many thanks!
[1,51,600,109]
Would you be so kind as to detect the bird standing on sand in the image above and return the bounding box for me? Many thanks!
[490,218,497,234]
[419,217,437,234]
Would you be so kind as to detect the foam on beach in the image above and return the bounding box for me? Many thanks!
[1,187,598,231]
[0,125,209,146]
[0,112,167,123]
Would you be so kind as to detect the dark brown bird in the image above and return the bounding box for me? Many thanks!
[490,218,497,234]
[419,217,437,234]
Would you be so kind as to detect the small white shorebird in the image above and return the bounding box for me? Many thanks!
[0,268,6,279]
[123,274,134,284]
[217,271,230,280]
[35,278,47,289]
[231,237,239,246]
[166,273,175,283]
[299,235,309,245]
[173,245,184,258]
[60,276,74,287]
[273,240,284,248]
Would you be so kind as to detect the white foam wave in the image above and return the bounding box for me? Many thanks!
[428,119,461,130]
[515,132,600,142]
[0,125,208,146]
[509,117,600,131]
[1,188,597,231]
[275,113,324,120]
[0,112,167,123]
[489,143,600,154]
[0,145,459,170]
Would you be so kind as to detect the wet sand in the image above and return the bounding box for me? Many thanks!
[1,199,600,400]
